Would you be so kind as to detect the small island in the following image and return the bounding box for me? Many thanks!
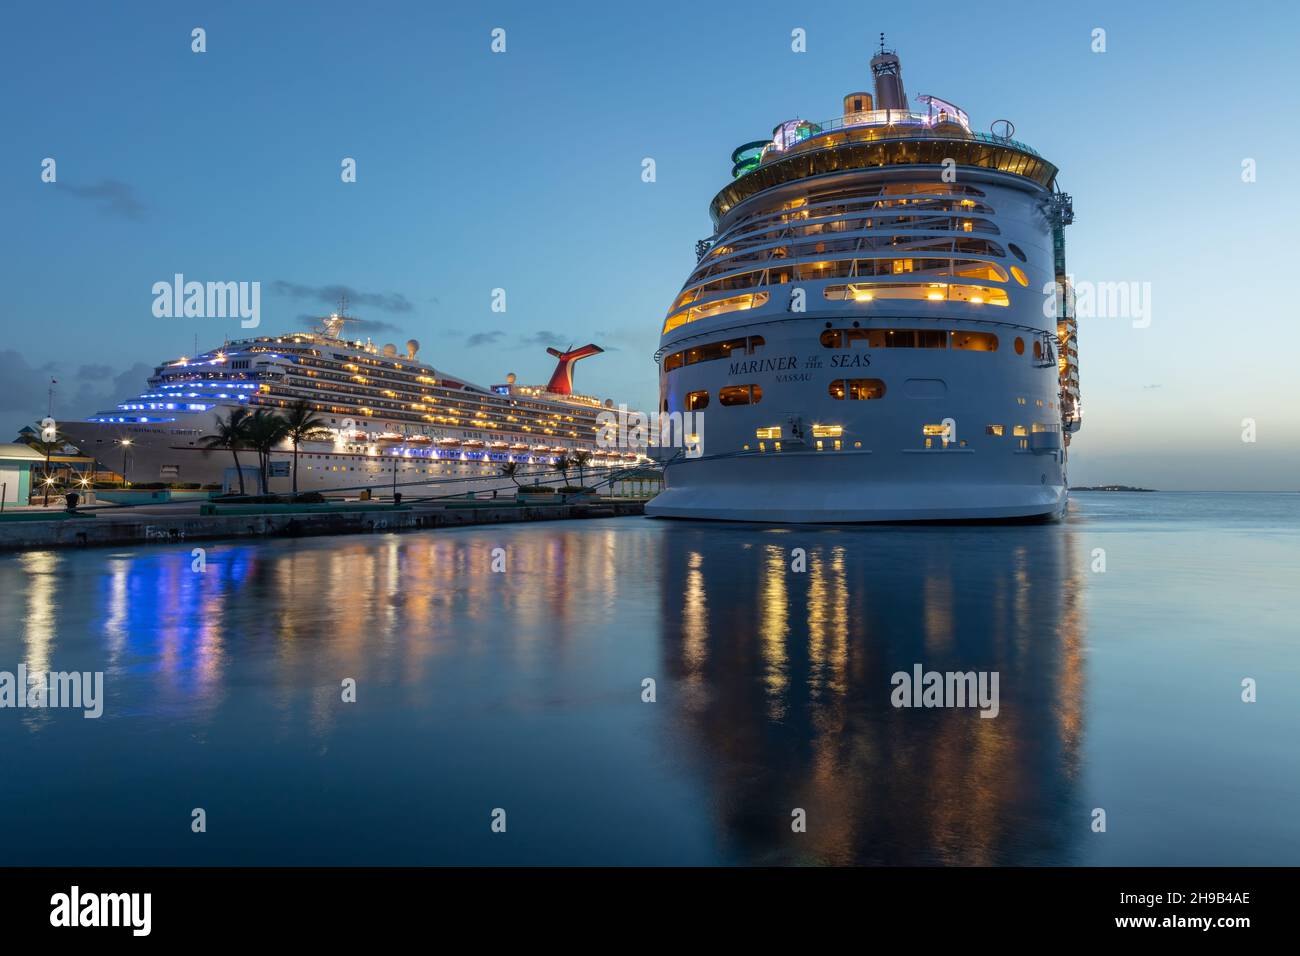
[1069,485,1157,492]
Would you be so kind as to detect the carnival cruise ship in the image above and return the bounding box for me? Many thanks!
[646,41,1080,523]
[59,312,645,496]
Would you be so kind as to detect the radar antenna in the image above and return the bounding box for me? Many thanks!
[320,294,361,339]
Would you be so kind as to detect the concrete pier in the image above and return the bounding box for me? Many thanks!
[0,499,648,551]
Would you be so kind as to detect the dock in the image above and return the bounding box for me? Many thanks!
[0,498,648,552]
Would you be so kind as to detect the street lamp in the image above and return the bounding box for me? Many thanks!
[118,438,133,488]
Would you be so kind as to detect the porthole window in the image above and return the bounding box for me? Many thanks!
[1010,265,1029,287]
[719,385,762,406]
[829,379,886,400]
[1014,337,1025,355]
[685,390,710,411]
[1008,243,1027,262]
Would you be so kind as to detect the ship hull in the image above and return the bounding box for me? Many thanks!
[58,417,636,498]
[646,451,1066,523]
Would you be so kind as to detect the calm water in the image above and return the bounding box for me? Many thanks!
[1,493,1297,866]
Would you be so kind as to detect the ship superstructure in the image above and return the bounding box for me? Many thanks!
[647,40,1079,522]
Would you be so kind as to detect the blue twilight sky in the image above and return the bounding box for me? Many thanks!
[2,0,1297,490]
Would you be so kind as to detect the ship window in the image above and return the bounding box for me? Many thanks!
[663,335,764,371]
[1033,340,1043,360]
[824,283,1009,306]
[1008,243,1027,262]
[719,385,762,406]
[821,328,949,349]
[829,379,886,400]
[663,292,769,334]
[986,424,1005,436]
[1014,337,1025,355]
[685,390,710,411]
[688,338,747,364]
[951,331,998,351]
[1013,425,1028,436]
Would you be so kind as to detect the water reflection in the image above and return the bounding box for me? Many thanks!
[0,520,1085,864]
[657,524,1086,865]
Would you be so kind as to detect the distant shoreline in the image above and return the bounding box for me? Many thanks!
[1070,485,1156,492]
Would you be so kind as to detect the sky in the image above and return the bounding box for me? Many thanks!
[2,0,1297,490]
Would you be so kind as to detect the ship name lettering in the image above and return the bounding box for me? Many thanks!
[728,356,798,375]
[830,354,872,368]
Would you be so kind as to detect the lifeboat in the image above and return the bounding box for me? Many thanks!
[462,439,486,448]
[406,434,433,444]
[530,444,551,453]
[375,432,404,442]
[436,437,461,447]
[509,443,529,451]
[488,441,510,450]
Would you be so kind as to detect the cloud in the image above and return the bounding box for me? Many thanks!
[270,281,415,315]
[67,363,153,419]
[466,331,504,347]
[594,326,649,353]
[0,350,60,417]
[0,352,155,439]
[56,179,148,221]
[516,331,570,348]
[1142,384,1162,390]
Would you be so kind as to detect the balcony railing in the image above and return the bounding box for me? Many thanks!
[741,111,1041,178]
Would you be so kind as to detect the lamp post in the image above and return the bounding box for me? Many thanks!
[119,438,133,488]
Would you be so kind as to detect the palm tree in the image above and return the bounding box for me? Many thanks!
[499,461,521,489]
[556,454,574,487]
[244,408,289,494]
[570,449,592,489]
[281,400,330,495]
[199,407,252,495]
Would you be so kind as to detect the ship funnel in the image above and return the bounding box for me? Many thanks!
[383,342,398,358]
[545,344,604,396]
[870,35,907,111]
[406,339,420,360]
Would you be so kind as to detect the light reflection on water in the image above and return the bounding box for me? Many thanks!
[0,493,1296,865]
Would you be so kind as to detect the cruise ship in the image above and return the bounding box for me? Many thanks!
[646,41,1080,523]
[59,311,646,496]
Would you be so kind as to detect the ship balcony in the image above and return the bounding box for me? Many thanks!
[713,132,1058,223]
[755,110,1039,165]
